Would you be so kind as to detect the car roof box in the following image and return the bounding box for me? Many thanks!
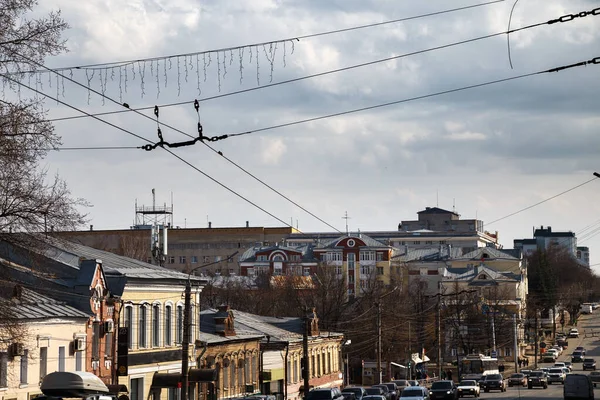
[41,371,110,397]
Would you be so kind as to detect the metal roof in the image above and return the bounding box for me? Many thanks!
[0,281,90,320]
[453,247,520,261]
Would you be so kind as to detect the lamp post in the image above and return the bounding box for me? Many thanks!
[181,251,238,400]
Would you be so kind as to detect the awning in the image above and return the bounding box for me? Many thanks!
[151,369,218,388]
[391,362,407,368]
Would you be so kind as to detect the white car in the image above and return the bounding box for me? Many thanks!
[551,346,563,355]
[569,328,579,338]
[457,380,480,398]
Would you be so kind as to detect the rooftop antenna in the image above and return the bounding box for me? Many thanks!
[453,198,456,213]
[342,211,351,236]
[436,189,439,207]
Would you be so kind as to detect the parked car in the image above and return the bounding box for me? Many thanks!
[583,359,597,371]
[547,368,566,385]
[400,387,430,400]
[551,346,563,355]
[558,338,569,349]
[307,388,345,400]
[382,382,399,400]
[457,380,480,398]
[528,371,548,389]
[343,386,368,400]
[564,374,594,400]
[572,351,585,363]
[569,328,579,338]
[479,374,506,393]
[508,373,527,387]
[589,371,600,387]
[546,349,559,358]
[429,380,458,400]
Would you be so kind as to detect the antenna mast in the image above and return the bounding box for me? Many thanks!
[133,189,173,266]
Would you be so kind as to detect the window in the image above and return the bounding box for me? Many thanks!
[252,355,257,381]
[176,305,184,344]
[360,266,371,275]
[360,251,375,261]
[348,275,355,284]
[320,254,327,261]
[377,267,384,275]
[504,347,511,357]
[223,361,229,388]
[257,255,267,262]
[75,351,82,371]
[0,353,6,388]
[287,360,291,382]
[179,256,186,264]
[414,241,421,245]
[203,256,210,263]
[245,358,250,382]
[153,304,160,347]
[191,256,198,263]
[335,266,342,275]
[327,252,343,261]
[347,239,355,247]
[58,346,65,371]
[215,256,222,262]
[20,349,28,384]
[169,256,175,264]
[168,388,180,400]
[165,305,172,346]
[39,347,47,379]
[273,254,284,261]
[125,306,133,349]
[131,378,144,400]
[377,252,384,261]
[293,359,299,382]
[139,305,148,348]
[92,322,100,360]
[347,253,355,270]
[230,362,236,389]
[425,241,433,245]
[238,360,243,388]
[105,331,113,358]
[303,267,311,276]
[439,241,447,244]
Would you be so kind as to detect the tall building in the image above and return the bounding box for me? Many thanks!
[514,226,579,258]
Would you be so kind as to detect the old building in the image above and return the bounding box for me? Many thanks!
[239,243,318,277]
[0,282,89,400]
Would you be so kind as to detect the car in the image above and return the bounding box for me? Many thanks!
[407,381,420,387]
[589,371,600,387]
[343,394,357,400]
[429,380,458,400]
[400,387,430,400]
[382,383,399,400]
[372,385,392,400]
[520,369,532,377]
[364,396,387,400]
[569,328,579,338]
[508,373,527,387]
[572,351,585,363]
[547,368,566,384]
[343,387,368,400]
[457,380,480,398]
[546,348,559,358]
[555,362,566,369]
[583,358,597,371]
[564,374,594,400]
[564,362,573,372]
[558,338,569,349]
[366,387,386,397]
[307,388,345,400]
[479,374,506,393]
[392,380,410,394]
[551,346,563,355]
[575,346,586,353]
[528,371,548,389]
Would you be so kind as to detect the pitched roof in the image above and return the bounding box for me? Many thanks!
[417,207,459,216]
[0,281,90,320]
[443,264,521,284]
[454,247,519,261]
[393,247,463,262]
[316,234,391,250]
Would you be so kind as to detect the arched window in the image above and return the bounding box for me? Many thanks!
[176,305,184,344]
[139,304,148,348]
[124,305,133,349]
[152,304,160,347]
[165,304,172,346]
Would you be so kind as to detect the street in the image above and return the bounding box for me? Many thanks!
[475,311,600,400]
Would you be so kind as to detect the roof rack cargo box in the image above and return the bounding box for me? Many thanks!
[41,372,110,397]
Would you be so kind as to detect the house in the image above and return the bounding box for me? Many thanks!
[197,307,344,400]
[0,282,89,400]
[239,243,318,277]
[0,236,208,400]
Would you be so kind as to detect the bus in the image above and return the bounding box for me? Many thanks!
[459,354,499,382]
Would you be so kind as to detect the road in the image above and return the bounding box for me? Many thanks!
[471,310,600,400]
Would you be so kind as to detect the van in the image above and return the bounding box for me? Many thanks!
[564,374,594,400]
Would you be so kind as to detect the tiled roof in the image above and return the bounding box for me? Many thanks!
[0,281,90,320]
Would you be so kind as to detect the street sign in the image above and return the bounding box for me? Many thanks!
[491,350,497,358]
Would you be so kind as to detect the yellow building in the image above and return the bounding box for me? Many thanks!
[0,282,89,400]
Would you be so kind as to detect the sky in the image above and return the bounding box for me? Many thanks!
[14,0,600,268]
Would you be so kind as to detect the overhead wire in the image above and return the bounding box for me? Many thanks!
[1,47,345,235]
[38,6,600,125]
[8,0,506,75]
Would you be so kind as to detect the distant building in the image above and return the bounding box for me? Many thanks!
[514,225,580,258]
[577,246,590,267]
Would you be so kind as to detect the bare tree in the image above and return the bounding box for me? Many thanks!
[1,0,87,248]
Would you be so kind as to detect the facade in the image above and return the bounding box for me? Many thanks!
[0,282,89,400]
[577,246,590,267]
[239,244,318,277]
[514,225,578,257]
[56,225,297,274]
[198,307,344,400]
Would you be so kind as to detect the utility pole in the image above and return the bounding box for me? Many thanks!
[376,301,383,384]
[303,311,310,399]
[408,321,412,380]
[491,315,496,354]
[513,314,519,373]
[534,312,539,369]
[437,282,442,379]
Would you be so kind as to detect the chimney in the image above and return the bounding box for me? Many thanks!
[90,224,94,231]
[208,221,212,229]
[246,221,249,228]
[214,305,236,337]
[548,226,552,233]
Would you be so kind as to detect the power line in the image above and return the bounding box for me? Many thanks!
[0,74,309,233]
[8,0,506,75]
[2,48,344,234]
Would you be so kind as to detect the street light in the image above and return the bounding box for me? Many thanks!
[181,251,239,400]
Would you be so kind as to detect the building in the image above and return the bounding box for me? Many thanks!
[198,306,344,400]
[0,236,208,400]
[57,225,297,274]
[514,226,578,257]
[239,243,318,277]
[577,246,590,267]
[0,282,89,400]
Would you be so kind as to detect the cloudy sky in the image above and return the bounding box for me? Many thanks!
[22,0,600,268]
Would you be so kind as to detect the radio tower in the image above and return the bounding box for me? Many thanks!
[133,189,173,266]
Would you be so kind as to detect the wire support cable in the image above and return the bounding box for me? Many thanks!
[5,0,506,75]
[39,6,600,125]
